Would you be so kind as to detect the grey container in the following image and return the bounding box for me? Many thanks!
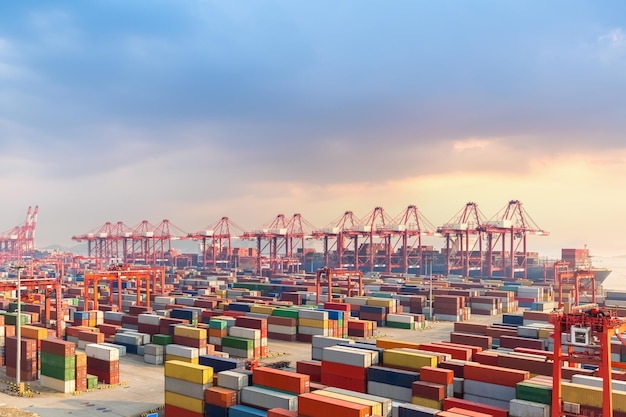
[165,376,211,400]
[241,386,298,411]
[217,370,248,390]
[144,354,163,365]
[463,380,516,402]
[367,381,412,403]
[509,399,550,417]
[322,346,372,367]
[144,344,165,356]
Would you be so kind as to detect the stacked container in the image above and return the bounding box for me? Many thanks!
[165,344,199,364]
[463,362,529,409]
[298,309,330,343]
[85,343,120,384]
[6,336,38,381]
[235,316,268,357]
[173,325,209,352]
[144,343,165,365]
[164,359,213,417]
[267,315,297,342]
[75,351,88,391]
[321,345,373,392]
[209,318,228,349]
[40,338,76,393]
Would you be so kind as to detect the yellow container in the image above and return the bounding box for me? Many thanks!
[21,325,48,340]
[538,328,552,339]
[165,391,204,414]
[165,360,212,384]
[313,390,381,416]
[367,298,395,309]
[299,318,328,329]
[375,338,420,350]
[382,349,437,371]
[165,354,199,365]
[562,382,626,412]
[174,325,207,340]
[250,305,275,315]
[411,396,442,410]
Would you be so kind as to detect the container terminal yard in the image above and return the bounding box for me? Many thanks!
[0,204,624,417]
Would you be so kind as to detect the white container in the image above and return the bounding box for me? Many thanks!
[229,326,261,341]
[144,354,163,365]
[268,324,296,335]
[322,346,372,367]
[312,335,353,349]
[299,310,328,321]
[85,344,119,361]
[165,344,199,359]
[217,370,248,390]
[463,379,515,402]
[144,344,164,356]
[509,399,550,417]
[40,375,76,393]
[298,326,329,336]
[386,313,414,324]
[138,313,161,326]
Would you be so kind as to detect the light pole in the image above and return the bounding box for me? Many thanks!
[12,264,26,394]
[428,256,433,321]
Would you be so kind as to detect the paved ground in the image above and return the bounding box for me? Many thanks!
[2,313,504,417]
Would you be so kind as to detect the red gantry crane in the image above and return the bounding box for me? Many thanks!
[241,214,289,276]
[551,307,626,417]
[355,207,392,272]
[127,219,188,265]
[0,206,38,262]
[188,217,246,269]
[378,205,437,274]
[310,211,362,270]
[479,200,548,279]
[437,202,485,277]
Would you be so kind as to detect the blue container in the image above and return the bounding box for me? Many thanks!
[229,405,268,417]
[198,355,239,373]
[228,303,252,312]
[397,403,439,417]
[170,308,196,322]
[321,309,343,321]
[74,311,89,320]
[204,404,229,417]
[360,305,386,314]
[367,365,419,388]
[502,314,524,325]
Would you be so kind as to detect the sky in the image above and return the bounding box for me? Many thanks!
[1,1,626,258]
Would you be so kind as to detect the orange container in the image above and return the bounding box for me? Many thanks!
[78,330,105,343]
[204,386,237,408]
[253,367,310,394]
[420,366,454,385]
[417,343,472,361]
[463,362,529,387]
[298,393,370,417]
[268,408,298,417]
[375,338,420,350]
[447,407,496,417]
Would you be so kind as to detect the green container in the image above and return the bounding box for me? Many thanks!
[209,319,228,330]
[0,312,28,325]
[41,364,76,381]
[152,334,172,346]
[221,336,253,350]
[87,374,98,389]
[516,381,552,405]
[41,352,76,369]
[371,292,394,299]
[386,321,414,330]
[272,308,300,320]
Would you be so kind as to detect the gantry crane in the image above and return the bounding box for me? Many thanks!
[310,211,361,270]
[0,206,38,262]
[378,205,437,274]
[315,267,363,304]
[437,202,485,277]
[479,200,548,279]
[83,265,165,311]
[188,217,246,269]
[551,307,626,417]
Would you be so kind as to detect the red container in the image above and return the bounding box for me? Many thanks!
[449,332,492,350]
[268,408,298,417]
[268,333,297,342]
[164,404,203,417]
[297,360,322,382]
[78,331,105,343]
[253,367,310,394]
[499,335,544,350]
[87,357,119,372]
[420,366,454,385]
[463,362,529,387]
[433,342,482,357]
[443,398,508,417]
[473,351,499,366]
[204,386,237,407]
[417,343,472,361]
[412,380,445,401]
[41,338,76,356]
[137,323,160,335]
[453,322,488,335]
[298,392,370,417]
[173,335,207,349]
[321,361,367,380]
